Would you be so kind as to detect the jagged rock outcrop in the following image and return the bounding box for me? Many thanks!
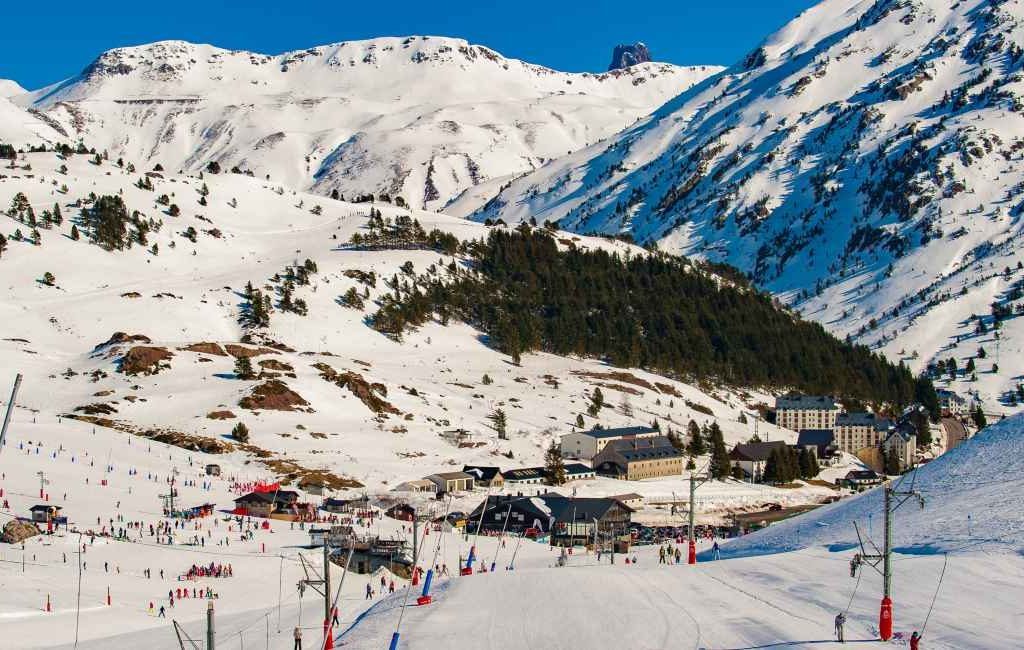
[608,43,652,70]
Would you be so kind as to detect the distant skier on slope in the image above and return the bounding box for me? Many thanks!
[910,631,921,650]
[834,612,846,642]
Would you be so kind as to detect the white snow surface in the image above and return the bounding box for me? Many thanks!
[11,37,719,212]
[713,412,1024,559]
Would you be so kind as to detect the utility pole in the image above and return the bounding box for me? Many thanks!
[688,468,710,564]
[851,480,925,641]
[323,542,332,647]
[0,373,22,455]
[206,600,215,650]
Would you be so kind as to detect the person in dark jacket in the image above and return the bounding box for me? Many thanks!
[834,612,846,642]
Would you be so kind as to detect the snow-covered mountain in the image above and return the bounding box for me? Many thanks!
[473,0,1024,414]
[12,37,719,212]
[0,151,798,494]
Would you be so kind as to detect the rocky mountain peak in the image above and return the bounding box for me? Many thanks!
[608,42,652,70]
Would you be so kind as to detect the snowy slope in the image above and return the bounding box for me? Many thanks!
[714,412,1024,559]
[14,38,719,211]
[0,151,802,502]
[0,79,27,97]
[473,0,1024,414]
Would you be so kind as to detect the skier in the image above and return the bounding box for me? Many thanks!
[910,631,921,650]
[834,612,846,643]
[712,540,721,560]
[158,605,166,618]
[365,583,373,600]
[293,626,302,650]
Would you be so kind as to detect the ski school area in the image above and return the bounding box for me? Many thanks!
[0,412,1021,649]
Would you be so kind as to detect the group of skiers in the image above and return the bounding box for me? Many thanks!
[184,562,233,579]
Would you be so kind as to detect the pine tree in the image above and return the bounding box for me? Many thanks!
[763,448,780,484]
[489,408,508,439]
[481,374,493,386]
[544,442,566,485]
[0,233,6,258]
[666,428,685,452]
[587,387,604,417]
[234,356,255,380]
[971,404,987,430]
[708,422,730,479]
[41,271,55,286]
[686,420,706,456]
[231,422,249,443]
[798,448,814,479]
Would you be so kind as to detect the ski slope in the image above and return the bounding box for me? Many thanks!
[711,412,1024,560]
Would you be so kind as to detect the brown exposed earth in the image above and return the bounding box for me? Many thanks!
[206,410,237,420]
[2,520,40,544]
[62,414,235,454]
[258,359,294,372]
[313,362,399,415]
[239,380,310,411]
[573,370,656,392]
[94,332,152,351]
[119,346,173,376]
[181,342,228,356]
[225,344,280,359]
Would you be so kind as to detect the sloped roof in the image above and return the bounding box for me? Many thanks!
[836,412,893,430]
[462,465,502,481]
[581,425,658,439]
[604,435,680,461]
[429,471,474,481]
[796,429,835,448]
[730,440,788,462]
[776,395,838,410]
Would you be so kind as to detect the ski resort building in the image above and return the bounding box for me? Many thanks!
[500,463,596,486]
[559,425,659,460]
[833,412,894,454]
[795,429,839,464]
[425,471,475,494]
[936,389,968,417]
[728,441,789,482]
[592,435,683,480]
[392,479,437,493]
[882,424,917,472]
[774,395,841,432]
[837,469,883,489]
[468,494,633,547]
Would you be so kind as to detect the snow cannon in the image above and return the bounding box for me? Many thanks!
[324,618,335,649]
[687,539,696,565]
[879,596,893,641]
[416,568,435,606]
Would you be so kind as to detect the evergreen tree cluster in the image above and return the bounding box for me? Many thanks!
[241,281,272,329]
[375,227,935,408]
[764,446,819,483]
[76,194,160,251]
[349,210,459,254]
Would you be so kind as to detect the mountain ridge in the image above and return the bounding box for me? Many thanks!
[8,36,721,213]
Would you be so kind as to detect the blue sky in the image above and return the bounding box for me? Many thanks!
[1,0,817,89]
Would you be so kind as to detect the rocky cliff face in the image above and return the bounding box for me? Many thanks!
[608,43,653,70]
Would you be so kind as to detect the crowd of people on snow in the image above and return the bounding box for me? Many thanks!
[184,562,233,579]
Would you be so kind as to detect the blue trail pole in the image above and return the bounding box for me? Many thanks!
[389,632,400,650]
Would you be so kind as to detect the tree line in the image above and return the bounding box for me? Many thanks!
[370,227,937,411]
